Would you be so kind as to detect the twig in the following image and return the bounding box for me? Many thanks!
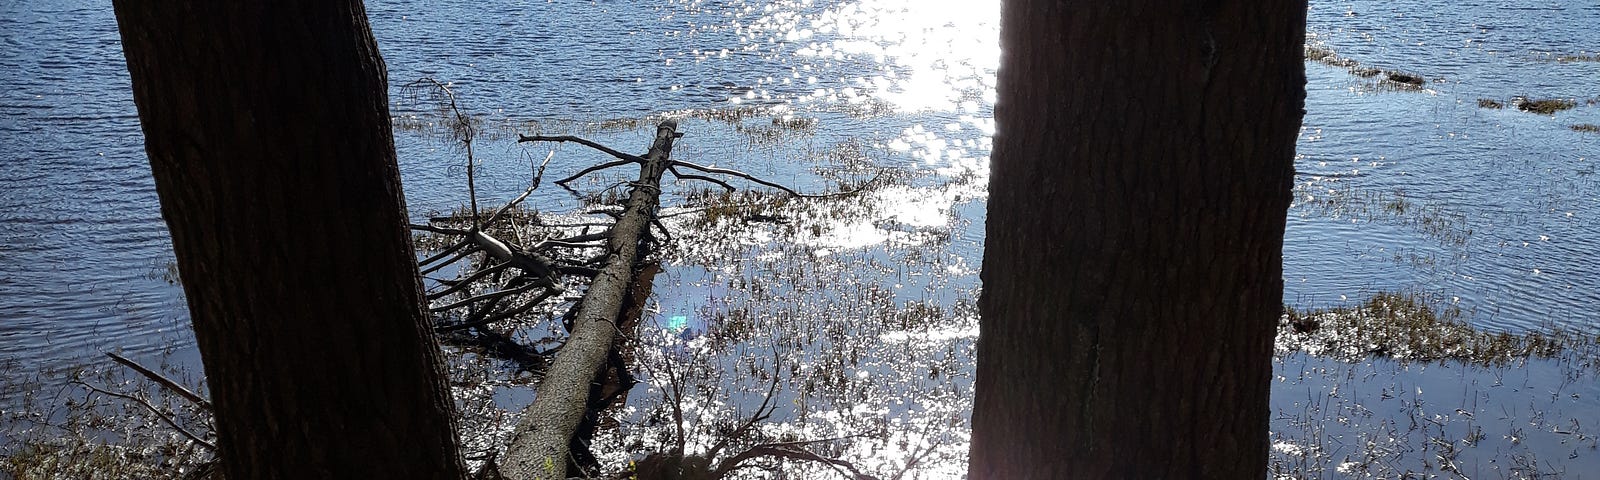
[888,417,945,480]
[483,150,557,227]
[75,381,215,451]
[106,352,211,411]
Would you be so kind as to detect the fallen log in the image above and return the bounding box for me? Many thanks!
[501,120,680,479]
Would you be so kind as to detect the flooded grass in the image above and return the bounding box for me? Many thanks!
[1477,98,1504,109]
[1570,124,1600,134]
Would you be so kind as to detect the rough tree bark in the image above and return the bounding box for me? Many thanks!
[502,121,680,479]
[113,2,465,478]
[969,1,1305,478]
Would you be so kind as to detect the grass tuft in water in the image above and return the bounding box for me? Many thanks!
[1513,97,1578,115]
[1381,71,1424,87]
[1277,292,1595,365]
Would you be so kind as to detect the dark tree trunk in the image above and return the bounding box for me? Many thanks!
[970,1,1304,478]
[113,2,465,478]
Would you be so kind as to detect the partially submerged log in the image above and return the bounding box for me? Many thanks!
[501,120,681,479]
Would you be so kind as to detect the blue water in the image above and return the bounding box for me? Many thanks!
[1,0,1597,473]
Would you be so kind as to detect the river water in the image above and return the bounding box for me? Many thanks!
[2,0,1597,474]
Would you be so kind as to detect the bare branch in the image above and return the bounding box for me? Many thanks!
[672,161,886,199]
[410,223,472,236]
[420,245,482,276]
[669,165,735,192]
[650,216,673,244]
[106,352,211,412]
[517,134,646,164]
[668,161,802,196]
[437,288,559,333]
[419,237,474,268]
[426,261,512,300]
[429,280,546,312]
[479,288,560,325]
[483,150,557,228]
[552,159,641,187]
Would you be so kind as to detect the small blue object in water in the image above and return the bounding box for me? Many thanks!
[669,315,689,332]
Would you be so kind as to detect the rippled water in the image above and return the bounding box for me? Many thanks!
[1,0,1597,473]
[1288,0,1600,332]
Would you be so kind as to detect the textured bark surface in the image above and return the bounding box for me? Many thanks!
[502,121,679,480]
[969,1,1305,478]
[112,2,465,478]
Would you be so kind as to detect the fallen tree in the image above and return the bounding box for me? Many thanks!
[500,120,680,479]
[406,109,882,478]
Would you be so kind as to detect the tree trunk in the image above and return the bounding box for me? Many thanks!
[969,1,1304,478]
[113,2,465,478]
